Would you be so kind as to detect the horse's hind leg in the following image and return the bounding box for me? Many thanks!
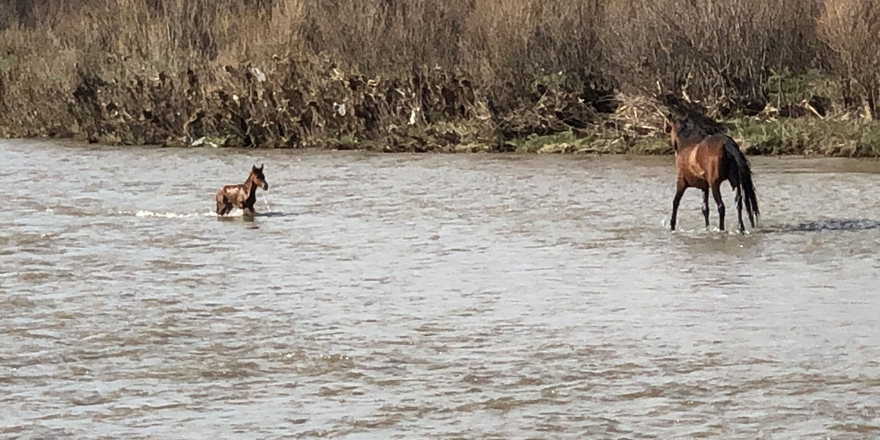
[216,196,233,216]
[711,182,725,231]
[216,195,230,216]
[701,189,710,228]
[216,191,226,216]
[735,186,745,233]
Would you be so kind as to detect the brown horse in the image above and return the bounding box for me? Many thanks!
[665,115,759,233]
[215,164,269,216]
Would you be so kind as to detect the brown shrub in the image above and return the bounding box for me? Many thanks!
[818,0,880,119]
[604,0,819,116]
[0,0,861,145]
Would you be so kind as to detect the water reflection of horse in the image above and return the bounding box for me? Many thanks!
[215,164,269,217]
[665,115,759,233]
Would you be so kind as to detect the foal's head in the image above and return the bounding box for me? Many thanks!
[248,164,269,190]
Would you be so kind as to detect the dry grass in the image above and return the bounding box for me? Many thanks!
[604,0,819,114]
[818,0,880,119]
[2,0,880,154]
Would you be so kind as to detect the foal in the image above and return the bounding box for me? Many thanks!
[215,164,269,216]
[666,115,759,233]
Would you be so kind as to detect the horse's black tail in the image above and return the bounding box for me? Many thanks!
[724,139,760,227]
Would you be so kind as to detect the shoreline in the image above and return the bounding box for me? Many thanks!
[4,118,880,158]
[5,0,880,158]
[2,60,880,158]
[4,130,880,160]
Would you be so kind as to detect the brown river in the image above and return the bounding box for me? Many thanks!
[2,139,880,439]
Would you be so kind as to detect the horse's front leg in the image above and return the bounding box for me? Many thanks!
[670,179,688,231]
[242,200,256,217]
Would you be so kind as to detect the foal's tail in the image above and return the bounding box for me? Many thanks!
[723,139,760,226]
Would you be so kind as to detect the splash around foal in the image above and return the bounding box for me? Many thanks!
[215,164,269,216]
[665,115,760,233]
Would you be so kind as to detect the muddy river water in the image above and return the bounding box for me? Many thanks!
[2,139,880,439]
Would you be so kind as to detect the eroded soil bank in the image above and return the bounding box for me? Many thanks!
[4,58,880,157]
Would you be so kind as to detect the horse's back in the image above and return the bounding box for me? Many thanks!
[215,184,240,202]
[217,183,250,206]
[677,136,731,185]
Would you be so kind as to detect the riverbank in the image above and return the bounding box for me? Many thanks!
[2,58,880,157]
[4,0,880,157]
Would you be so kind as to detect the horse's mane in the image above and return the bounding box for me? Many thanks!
[674,118,708,139]
[661,93,728,134]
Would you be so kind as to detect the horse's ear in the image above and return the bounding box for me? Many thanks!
[259,164,264,171]
[664,113,678,133]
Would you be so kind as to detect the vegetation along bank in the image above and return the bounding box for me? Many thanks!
[3,0,880,156]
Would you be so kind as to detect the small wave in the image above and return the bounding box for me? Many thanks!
[113,209,286,219]
[764,218,880,233]
[115,210,216,218]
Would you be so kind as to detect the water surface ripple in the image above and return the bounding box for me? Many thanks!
[2,140,880,439]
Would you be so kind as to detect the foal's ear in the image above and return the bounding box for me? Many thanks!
[258,164,264,171]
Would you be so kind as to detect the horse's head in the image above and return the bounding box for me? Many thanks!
[250,164,269,190]
[664,113,684,152]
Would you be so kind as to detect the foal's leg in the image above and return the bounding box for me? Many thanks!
[216,194,228,215]
[735,186,745,233]
[243,206,256,217]
[701,188,710,228]
[711,182,725,231]
[218,195,233,215]
[670,180,688,231]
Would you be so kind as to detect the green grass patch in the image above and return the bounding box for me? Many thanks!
[627,136,671,155]
[506,130,673,155]
[764,69,842,106]
[508,131,579,153]
[729,117,880,157]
